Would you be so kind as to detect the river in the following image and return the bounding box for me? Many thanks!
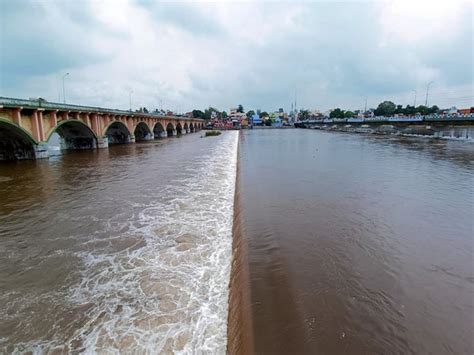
[1,128,473,354]
[237,129,473,354]
[0,132,238,353]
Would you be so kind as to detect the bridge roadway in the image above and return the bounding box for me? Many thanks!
[0,97,205,161]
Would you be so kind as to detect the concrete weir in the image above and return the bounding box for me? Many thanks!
[0,97,205,161]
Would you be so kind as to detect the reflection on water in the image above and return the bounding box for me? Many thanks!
[0,132,238,353]
[239,129,473,354]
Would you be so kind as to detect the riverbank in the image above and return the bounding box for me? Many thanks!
[300,124,474,141]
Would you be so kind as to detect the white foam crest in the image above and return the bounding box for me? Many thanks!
[58,132,239,353]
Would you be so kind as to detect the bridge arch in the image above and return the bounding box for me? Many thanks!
[47,119,97,150]
[189,123,195,133]
[104,121,131,144]
[134,122,153,141]
[166,122,175,137]
[183,122,189,133]
[153,122,165,138]
[176,122,183,135]
[0,118,37,160]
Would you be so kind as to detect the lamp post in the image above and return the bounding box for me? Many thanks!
[425,81,434,106]
[62,72,69,104]
[412,90,417,107]
[129,90,133,111]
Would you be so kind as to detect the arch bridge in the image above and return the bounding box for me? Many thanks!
[0,97,204,160]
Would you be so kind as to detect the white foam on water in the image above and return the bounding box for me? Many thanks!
[12,132,239,354]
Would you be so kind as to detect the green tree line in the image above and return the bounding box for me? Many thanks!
[330,101,440,118]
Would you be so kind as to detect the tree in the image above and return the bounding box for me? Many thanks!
[374,101,396,116]
[329,108,345,119]
[394,105,404,114]
[415,105,429,115]
[404,105,416,115]
[344,110,355,118]
[246,110,255,119]
[429,105,439,114]
[264,118,272,126]
[192,109,205,119]
[299,109,310,120]
[260,111,269,118]
[203,107,220,120]
[237,104,244,113]
[222,111,228,118]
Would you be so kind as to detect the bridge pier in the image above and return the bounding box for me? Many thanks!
[97,136,109,149]
[34,142,49,159]
[159,131,167,138]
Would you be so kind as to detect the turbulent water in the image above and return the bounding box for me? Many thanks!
[238,129,473,354]
[0,131,238,353]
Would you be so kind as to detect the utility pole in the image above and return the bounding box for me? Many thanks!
[425,81,434,106]
[412,90,417,107]
[62,72,69,104]
[364,96,368,112]
[294,88,297,114]
[129,90,133,111]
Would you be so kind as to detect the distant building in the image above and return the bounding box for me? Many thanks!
[251,113,262,125]
[458,107,472,114]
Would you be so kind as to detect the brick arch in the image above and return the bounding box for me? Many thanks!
[165,122,176,137]
[133,121,153,141]
[0,118,38,160]
[54,119,97,149]
[103,120,132,144]
[153,121,166,138]
[176,122,183,135]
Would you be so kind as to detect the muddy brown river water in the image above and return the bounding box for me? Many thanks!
[237,129,473,354]
[0,128,472,354]
[0,132,238,353]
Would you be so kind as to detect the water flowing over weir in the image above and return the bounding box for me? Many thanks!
[0,132,238,353]
[226,150,254,355]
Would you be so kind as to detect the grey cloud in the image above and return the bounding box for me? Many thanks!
[0,1,472,111]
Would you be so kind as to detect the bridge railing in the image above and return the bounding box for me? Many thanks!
[0,96,202,121]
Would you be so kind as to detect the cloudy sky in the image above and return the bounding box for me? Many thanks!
[0,0,472,113]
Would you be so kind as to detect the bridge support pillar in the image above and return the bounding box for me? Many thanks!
[159,131,167,138]
[129,135,136,143]
[143,133,154,140]
[34,143,49,159]
[98,136,109,148]
[172,130,177,136]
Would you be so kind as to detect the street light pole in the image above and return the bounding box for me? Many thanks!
[129,90,133,111]
[62,73,69,104]
[425,81,434,106]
